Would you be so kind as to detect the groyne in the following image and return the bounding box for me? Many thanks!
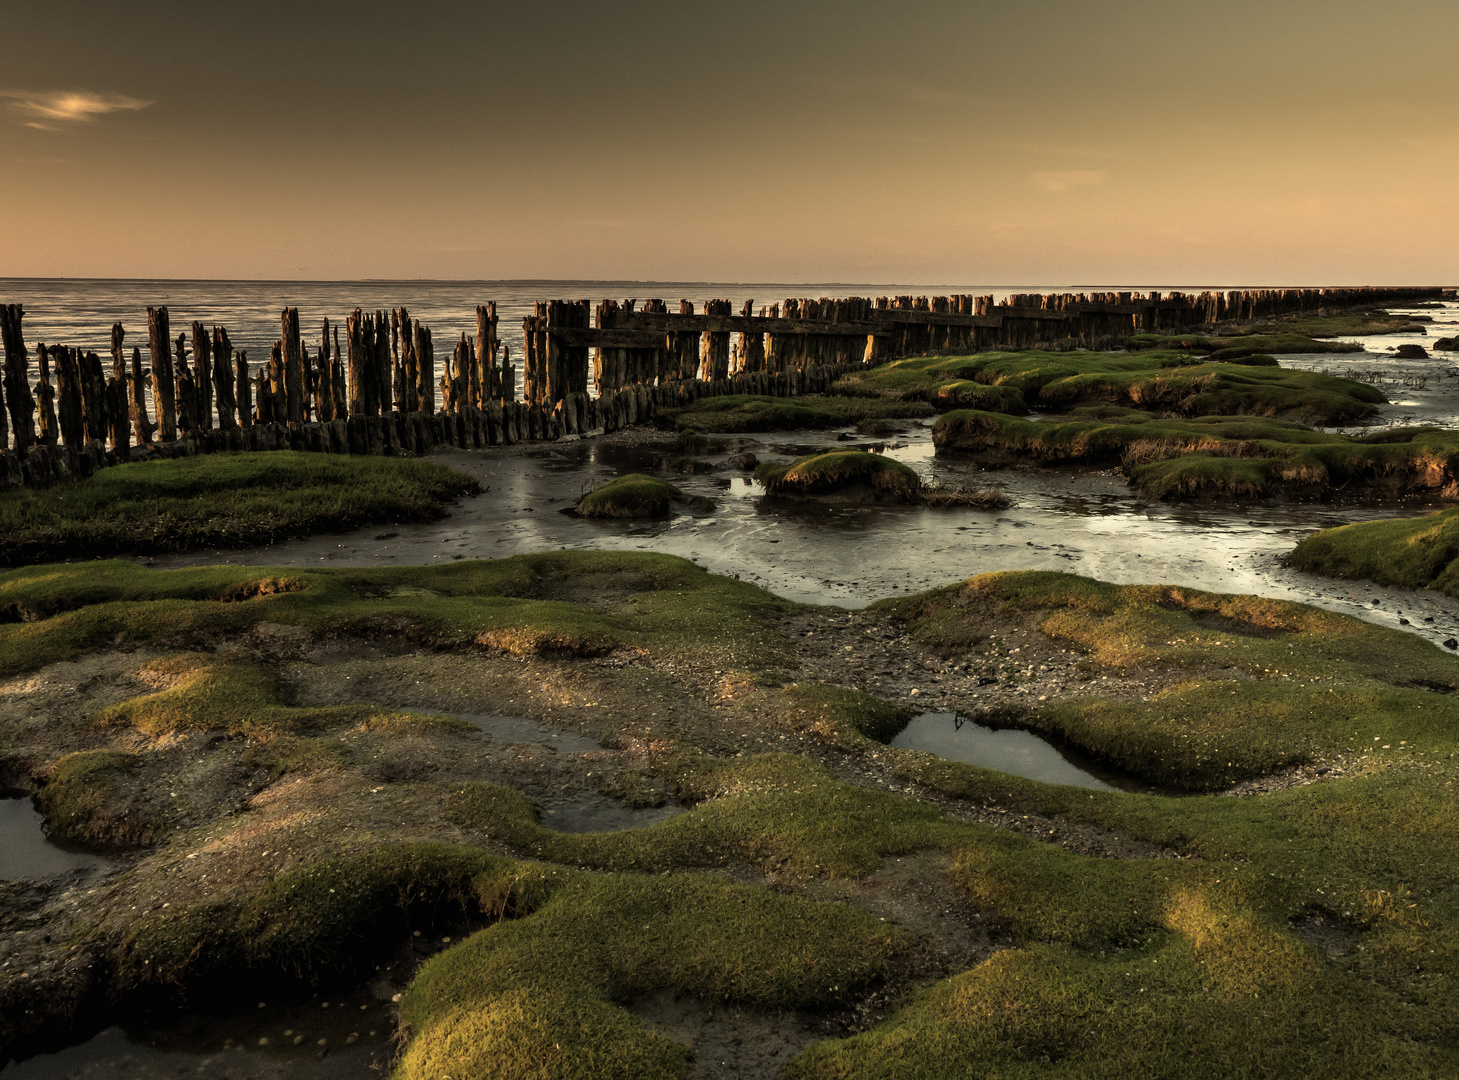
[0,285,1445,487]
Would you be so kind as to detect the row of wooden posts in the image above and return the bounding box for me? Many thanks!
[0,285,1448,487]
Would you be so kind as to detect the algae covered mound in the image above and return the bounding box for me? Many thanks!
[1128,331,1365,354]
[658,393,932,433]
[1289,506,1459,596]
[4,555,1459,1078]
[0,451,480,566]
[576,473,691,518]
[934,407,1459,500]
[834,349,1380,424]
[755,450,923,501]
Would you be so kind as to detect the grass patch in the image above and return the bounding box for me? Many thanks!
[836,351,1376,424]
[576,474,713,518]
[756,451,923,501]
[1247,312,1425,338]
[658,394,932,434]
[34,749,163,847]
[0,452,480,567]
[1129,332,1364,355]
[398,872,907,1080]
[1288,507,1459,597]
[754,451,1008,508]
[0,550,799,679]
[934,409,1459,500]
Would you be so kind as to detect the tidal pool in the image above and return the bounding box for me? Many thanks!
[0,795,112,882]
[890,712,1127,791]
[537,790,683,833]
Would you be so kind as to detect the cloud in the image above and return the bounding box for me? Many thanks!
[1029,170,1107,193]
[1,89,151,129]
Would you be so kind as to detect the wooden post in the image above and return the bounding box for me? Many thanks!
[191,322,214,432]
[105,364,129,455]
[212,327,237,431]
[110,323,126,381]
[128,346,152,444]
[475,303,498,403]
[52,346,84,447]
[174,332,196,434]
[314,318,333,422]
[80,350,108,446]
[0,305,34,448]
[281,308,305,425]
[414,320,434,414]
[331,323,347,421]
[34,343,58,445]
[236,352,252,428]
[147,306,176,441]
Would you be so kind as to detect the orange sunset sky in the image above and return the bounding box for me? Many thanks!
[2,0,1456,285]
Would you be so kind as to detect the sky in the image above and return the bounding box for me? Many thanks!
[1,0,1456,284]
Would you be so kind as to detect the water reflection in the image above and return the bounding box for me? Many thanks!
[0,795,112,882]
[890,712,1128,791]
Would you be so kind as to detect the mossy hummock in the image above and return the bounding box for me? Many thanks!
[0,451,480,566]
[1289,506,1459,596]
[934,407,1459,500]
[836,350,1380,424]
[755,451,923,501]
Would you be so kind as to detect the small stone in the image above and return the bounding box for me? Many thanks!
[1445,639,1457,649]
[391,993,402,1003]
[293,1035,305,1046]
[257,1037,269,1047]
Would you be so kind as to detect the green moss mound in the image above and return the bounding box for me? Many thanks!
[1129,332,1364,355]
[0,452,480,567]
[837,350,1379,424]
[755,451,922,501]
[398,873,906,1080]
[934,408,1459,500]
[659,394,931,434]
[576,474,679,518]
[0,550,795,679]
[1289,507,1459,596]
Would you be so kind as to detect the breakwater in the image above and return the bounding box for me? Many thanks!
[0,285,1445,487]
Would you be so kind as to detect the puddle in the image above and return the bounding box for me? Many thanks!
[890,712,1126,791]
[537,791,683,833]
[2,974,395,1079]
[411,710,602,753]
[0,795,113,882]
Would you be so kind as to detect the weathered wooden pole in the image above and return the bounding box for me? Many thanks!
[174,332,196,434]
[236,352,252,428]
[191,322,214,432]
[331,323,347,421]
[212,327,237,431]
[0,305,34,448]
[110,323,126,381]
[147,307,177,441]
[51,346,84,447]
[280,308,304,425]
[414,321,434,414]
[34,343,58,445]
[129,346,152,444]
[80,350,108,446]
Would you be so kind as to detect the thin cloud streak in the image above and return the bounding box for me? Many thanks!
[1029,170,1107,192]
[2,89,152,129]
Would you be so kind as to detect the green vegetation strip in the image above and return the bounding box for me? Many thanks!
[0,452,480,566]
[0,550,795,679]
[755,451,923,500]
[836,350,1379,424]
[1289,506,1459,596]
[656,393,932,433]
[1128,332,1364,355]
[933,407,1459,499]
